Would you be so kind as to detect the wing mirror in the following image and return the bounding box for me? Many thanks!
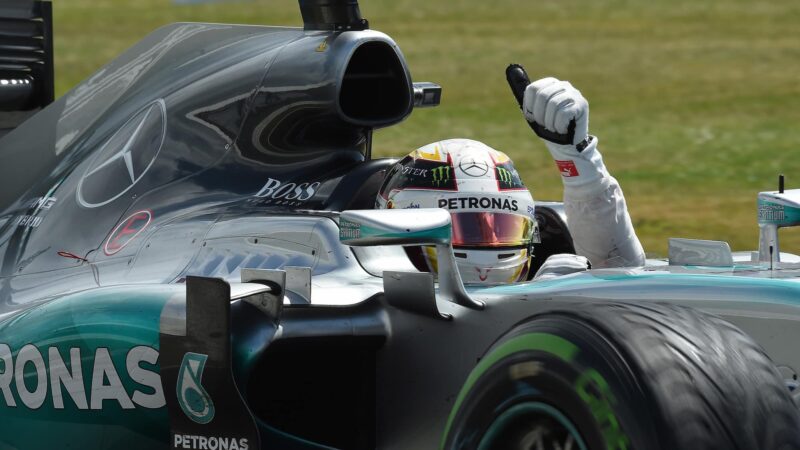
[339,209,484,310]
[757,184,800,265]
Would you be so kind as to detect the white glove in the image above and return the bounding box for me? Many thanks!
[523,77,609,191]
[533,253,591,281]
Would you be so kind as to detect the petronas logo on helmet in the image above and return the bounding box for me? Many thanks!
[432,166,451,186]
[177,352,215,424]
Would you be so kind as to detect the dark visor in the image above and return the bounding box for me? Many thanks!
[451,212,535,247]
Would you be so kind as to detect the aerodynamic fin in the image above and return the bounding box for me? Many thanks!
[160,277,262,450]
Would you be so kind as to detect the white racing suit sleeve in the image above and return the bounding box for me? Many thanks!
[548,137,645,268]
[523,77,645,268]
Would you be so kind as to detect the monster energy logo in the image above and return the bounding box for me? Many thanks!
[177,352,215,424]
[497,167,513,184]
[432,166,452,186]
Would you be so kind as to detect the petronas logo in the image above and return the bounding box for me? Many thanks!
[497,167,513,184]
[432,166,451,186]
[177,352,215,424]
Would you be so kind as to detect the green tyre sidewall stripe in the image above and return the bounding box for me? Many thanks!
[440,332,579,449]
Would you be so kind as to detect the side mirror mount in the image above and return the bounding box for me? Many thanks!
[339,209,484,310]
[757,188,800,265]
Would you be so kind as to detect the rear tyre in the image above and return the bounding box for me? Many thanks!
[442,302,800,450]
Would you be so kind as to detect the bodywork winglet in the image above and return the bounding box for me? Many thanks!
[159,277,262,450]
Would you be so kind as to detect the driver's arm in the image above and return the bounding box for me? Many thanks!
[523,77,645,268]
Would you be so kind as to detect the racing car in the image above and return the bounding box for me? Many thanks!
[1,0,799,449]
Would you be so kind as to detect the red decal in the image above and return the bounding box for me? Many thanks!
[104,210,153,256]
[57,251,88,263]
[555,160,579,177]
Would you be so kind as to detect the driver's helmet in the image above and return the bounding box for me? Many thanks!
[375,139,538,284]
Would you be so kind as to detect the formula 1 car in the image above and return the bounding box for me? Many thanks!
[1,1,800,449]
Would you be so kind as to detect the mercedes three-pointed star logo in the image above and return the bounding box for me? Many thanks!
[458,158,490,177]
[76,99,166,208]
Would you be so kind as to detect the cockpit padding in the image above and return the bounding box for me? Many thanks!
[322,158,396,211]
[530,205,576,278]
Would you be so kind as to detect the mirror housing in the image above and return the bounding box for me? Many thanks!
[757,189,800,265]
[339,209,484,310]
[339,208,451,246]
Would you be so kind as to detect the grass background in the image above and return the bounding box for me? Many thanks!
[52,0,800,256]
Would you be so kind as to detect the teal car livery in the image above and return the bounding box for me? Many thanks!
[0,1,799,449]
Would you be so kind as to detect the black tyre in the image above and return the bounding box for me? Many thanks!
[441,302,800,450]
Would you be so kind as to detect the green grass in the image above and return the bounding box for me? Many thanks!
[52,0,800,255]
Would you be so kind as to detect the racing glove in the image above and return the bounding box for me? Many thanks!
[523,77,646,268]
[533,253,590,281]
[522,77,610,196]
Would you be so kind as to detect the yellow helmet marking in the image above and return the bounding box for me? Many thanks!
[493,150,511,164]
[414,145,444,161]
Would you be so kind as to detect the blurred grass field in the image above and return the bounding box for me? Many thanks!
[52,0,800,256]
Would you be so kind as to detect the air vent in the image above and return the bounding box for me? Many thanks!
[0,0,54,112]
[338,41,411,126]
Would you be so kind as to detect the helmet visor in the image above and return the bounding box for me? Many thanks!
[451,212,536,247]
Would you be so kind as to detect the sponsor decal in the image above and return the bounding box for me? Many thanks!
[16,215,42,228]
[173,435,249,450]
[496,167,513,184]
[15,196,59,229]
[555,160,580,177]
[0,343,164,410]
[382,155,456,191]
[30,196,57,210]
[339,219,361,240]
[432,166,452,186]
[177,352,215,424]
[77,100,166,208]
[404,202,421,209]
[252,178,320,206]
[458,158,489,177]
[430,153,458,190]
[104,210,153,256]
[401,166,428,177]
[759,204,784,221]
[438,197,519,212]
[495,165,527,191]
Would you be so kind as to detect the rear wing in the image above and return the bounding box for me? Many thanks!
[0,0,54,137]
